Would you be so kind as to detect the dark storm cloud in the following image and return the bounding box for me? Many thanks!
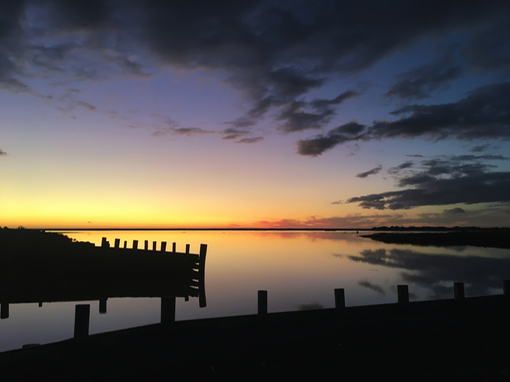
[348,248,510,299]
[356,165,382,179]
[346,154,510,210]
[298,82,510,156]
[3,0,509,140]
[385,52,463,100]
[358,280,385,295]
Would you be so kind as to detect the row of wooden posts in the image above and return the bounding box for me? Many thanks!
[71,279,510,339]
[101,238,191,253]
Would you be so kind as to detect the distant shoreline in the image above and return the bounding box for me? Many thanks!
[36,226,509,232]
[363,230,510,250]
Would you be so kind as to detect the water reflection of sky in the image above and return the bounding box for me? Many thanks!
[1,230,508,352]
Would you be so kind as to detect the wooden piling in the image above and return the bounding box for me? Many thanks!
[38,302,42,307]
[334,288,345,310]
[454,282,465,300]
[114,238,120,248]
[172,242,176,253]
[123,241,127,249]
[397,285,409,305]
[101,237,109,248]
[258,290,268,316]
[152,241,157,251]
[144,240,148,250]
[161,297,176,324]
[1,303,9,319]
[198,244,207,308]
[133,240,138,250]
[186,244,190,254]
[74,304,90,339]
[161,241,167,252]
[99,298,107,314]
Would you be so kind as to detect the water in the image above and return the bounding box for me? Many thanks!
[1,230,508,352]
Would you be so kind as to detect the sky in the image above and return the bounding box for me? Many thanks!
[1,0,510,229]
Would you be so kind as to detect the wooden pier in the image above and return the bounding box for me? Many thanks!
[0,232,207,321]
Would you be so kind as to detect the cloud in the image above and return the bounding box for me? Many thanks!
[385,51,463,100]
[297,121,366,156]
[236,136,263,144]
[388,161,414,175]
[443,208,465,214]
[358,280,385,295]
[356,165,382,178]
[298,82,510,156]
[173,127,215,136]
[0,149,7,156]
[221,127,251,140]
[2,0,509,147]
[464,15,510,75]
[76,101,96,111]
[253,214,405,229]
[346,154,510,210]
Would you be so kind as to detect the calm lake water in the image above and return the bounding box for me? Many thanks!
[1,230,509,352]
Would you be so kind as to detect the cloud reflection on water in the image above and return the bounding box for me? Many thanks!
[348,248,509,299]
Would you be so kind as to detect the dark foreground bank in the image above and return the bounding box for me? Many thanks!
[1,295,509,381]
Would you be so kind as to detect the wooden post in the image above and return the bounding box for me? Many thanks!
[161,297,176,324]
[133,240,138,250]
[144,240,148,250]
[123,241,127,249]
[334,288,345,310]
[172,242,176,253]
[99,298,107,314]
[198,244,207,308]
[101,237,109,248]
[454,282,465,300]
[161,241,167,252]
[1,303,9,319]
[258,290,268,316]
[152,241,157,251]
[504,280,510,299]
[186,244,190,254]
[38,302,42,307]
[114,238,120,248]
[397,285,409,305]
[74,304,90,338]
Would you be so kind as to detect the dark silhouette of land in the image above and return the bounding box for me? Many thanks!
[363,228,510,249]
[1,227,510,380]
[1,295,509,381]
[0,228,205,304]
